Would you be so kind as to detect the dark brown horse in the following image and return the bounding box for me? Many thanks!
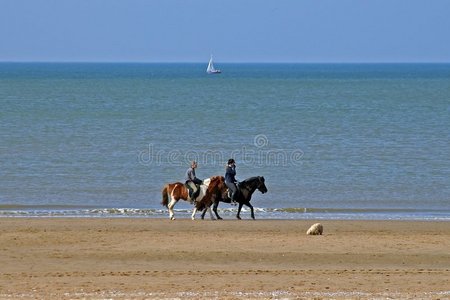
[194,176,229,219]
[197,176,268,220]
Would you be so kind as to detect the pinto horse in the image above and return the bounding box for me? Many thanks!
[161,177,216,220]
[198,176,268,220]
[194,176,229,219]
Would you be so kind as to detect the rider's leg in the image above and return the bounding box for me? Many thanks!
[192,184,200,199]
[186,181,196,203]
[226,182,238,203]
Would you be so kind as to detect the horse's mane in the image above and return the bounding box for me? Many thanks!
[195,176,225,211]
[240,176,260,184]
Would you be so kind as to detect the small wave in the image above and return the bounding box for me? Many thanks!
[0,205,449,220]
[0,206,167,218]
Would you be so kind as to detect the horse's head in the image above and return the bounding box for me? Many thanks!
[195,176,229,209]
[216,176,230,201]
[255,176,268,194]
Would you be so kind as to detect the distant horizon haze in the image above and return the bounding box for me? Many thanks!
[1,1,449,63]
[1,61,450,64]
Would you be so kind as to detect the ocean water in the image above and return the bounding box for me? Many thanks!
[1,63,449,220]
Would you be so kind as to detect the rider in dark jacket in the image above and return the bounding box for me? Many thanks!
[225,158,238,203]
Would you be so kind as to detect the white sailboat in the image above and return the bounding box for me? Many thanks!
[206,55,221,74]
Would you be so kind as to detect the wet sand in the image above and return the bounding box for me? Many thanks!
[1,218,449,299]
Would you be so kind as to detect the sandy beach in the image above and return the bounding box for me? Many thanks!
[0,218,449,299]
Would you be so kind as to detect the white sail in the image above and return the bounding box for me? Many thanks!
[206,55,221,74]
[206,57,215,72]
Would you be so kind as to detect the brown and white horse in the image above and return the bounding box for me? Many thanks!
[161,177,216,220]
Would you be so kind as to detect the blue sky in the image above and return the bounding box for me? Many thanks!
[1,0,449,63]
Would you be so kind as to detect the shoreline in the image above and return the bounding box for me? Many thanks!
[1,206,449,221]
[1,218,450,299]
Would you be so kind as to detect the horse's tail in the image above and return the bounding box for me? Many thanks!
[161,184,170,207]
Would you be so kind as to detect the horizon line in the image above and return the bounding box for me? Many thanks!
[1,60,450,64]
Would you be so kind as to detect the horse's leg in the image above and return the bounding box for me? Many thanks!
[246,202,255,220]
[201,208,207,219]
[236,202,243,220]
[213,200,222,220]
[207,206,216,220]
[168,198,177,220]
[199,206,215,220]
[191,207,197,220]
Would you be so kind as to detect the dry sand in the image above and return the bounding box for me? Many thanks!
[0,218,449,299]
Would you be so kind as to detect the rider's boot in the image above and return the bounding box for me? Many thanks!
[191,187,201,205]
[231,192,237,206]
[188,190,194,204]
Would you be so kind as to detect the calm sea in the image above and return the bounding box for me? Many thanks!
[1,63,449,220]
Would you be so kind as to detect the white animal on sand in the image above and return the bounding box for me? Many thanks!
[306,223,323,235]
